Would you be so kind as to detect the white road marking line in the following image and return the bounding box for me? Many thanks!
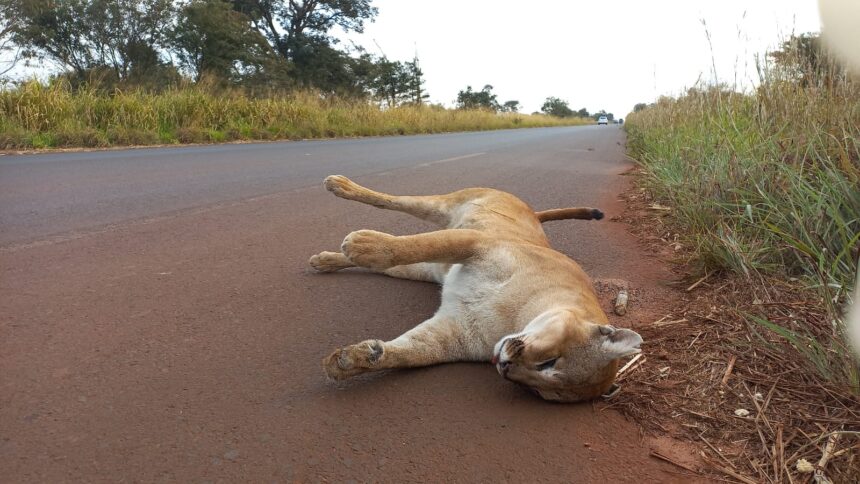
[416,152,486,167]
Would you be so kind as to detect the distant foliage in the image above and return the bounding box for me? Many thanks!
[233,0,376,91]
[540,96,574,117]
[5,0,176,84]
[370,55,428,107]
[404,56,430,105]
[171,0,279,84]
[500,100,520,113]
[457,84,499,111]
[0,0,451,103]
[0,0,601,134]
[768,33,849,88]
[0,1,20,76]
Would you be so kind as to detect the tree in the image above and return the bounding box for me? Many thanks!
[172,0,277,83]
[5,0,96,76]
[541,96,573,117]
[370,58,409,107]
[576,107,589,118]
[633,103,648,112]
[233,0,377,90]
[92,0,175,81]
[457,84,499,110]
[0,1,22,78]
[287,36,359,91]
[366,53,429,107]
[768,33,845,88]
[404,54,429,105]
[234,0,377,59]
[7,0,175,84]
[500,100,520,113]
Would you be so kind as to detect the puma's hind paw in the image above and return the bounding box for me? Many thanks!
[309,251,353,272]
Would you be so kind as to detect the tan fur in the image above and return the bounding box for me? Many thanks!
[310,175,642,402]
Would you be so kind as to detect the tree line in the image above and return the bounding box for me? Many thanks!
[0,0,432,102]
[458,85,612,119]
[0,0,611,117]
[541,96,614,121]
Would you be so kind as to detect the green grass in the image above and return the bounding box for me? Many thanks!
[626,55,859,388]
[0,81,591,149]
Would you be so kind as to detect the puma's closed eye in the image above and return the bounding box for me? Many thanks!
[537,358,558,371]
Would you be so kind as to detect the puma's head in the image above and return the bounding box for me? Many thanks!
[492,309,642,402]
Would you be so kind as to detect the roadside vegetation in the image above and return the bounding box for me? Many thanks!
[624,33,859,482]
[0,1,603,150]
[0,81,591,149]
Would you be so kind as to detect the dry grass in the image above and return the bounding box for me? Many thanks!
[621,39,860,483]
[0,81,591,149]
[625,54,859,390]
[610,184,860,483]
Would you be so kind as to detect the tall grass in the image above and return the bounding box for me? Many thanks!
[626,44,859,387]
[0,81,590,149]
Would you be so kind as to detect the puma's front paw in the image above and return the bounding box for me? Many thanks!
[323,339,384,380]
[309,251,353,272]
[341,230,398,269]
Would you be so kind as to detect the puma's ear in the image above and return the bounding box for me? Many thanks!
[599,326,642,359]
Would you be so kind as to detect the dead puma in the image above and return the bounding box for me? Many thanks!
[310,175,642,402]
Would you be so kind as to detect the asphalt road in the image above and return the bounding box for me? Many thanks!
[2,128,619,247]
[1,126,689,482]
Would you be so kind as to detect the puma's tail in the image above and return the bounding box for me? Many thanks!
[535,207,604,223]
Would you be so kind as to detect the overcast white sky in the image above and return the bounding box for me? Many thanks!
[342,0,822,117]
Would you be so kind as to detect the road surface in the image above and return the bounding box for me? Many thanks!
[1,127,690,482]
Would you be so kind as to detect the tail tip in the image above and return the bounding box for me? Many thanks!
[592,209,604,220]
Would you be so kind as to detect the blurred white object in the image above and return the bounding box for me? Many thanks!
[819,0,860,74]
[819,2,860,357]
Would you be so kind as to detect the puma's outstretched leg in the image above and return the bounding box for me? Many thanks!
[323,315,468,380]
[340,229,485,270]
[309,250,447,283]
[324,175,488,226]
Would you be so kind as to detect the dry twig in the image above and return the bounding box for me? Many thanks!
[720,355,737,387]
[650,450,701,474]
[686,271,713,292]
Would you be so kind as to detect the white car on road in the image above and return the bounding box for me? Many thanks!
[597,116,608,125]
